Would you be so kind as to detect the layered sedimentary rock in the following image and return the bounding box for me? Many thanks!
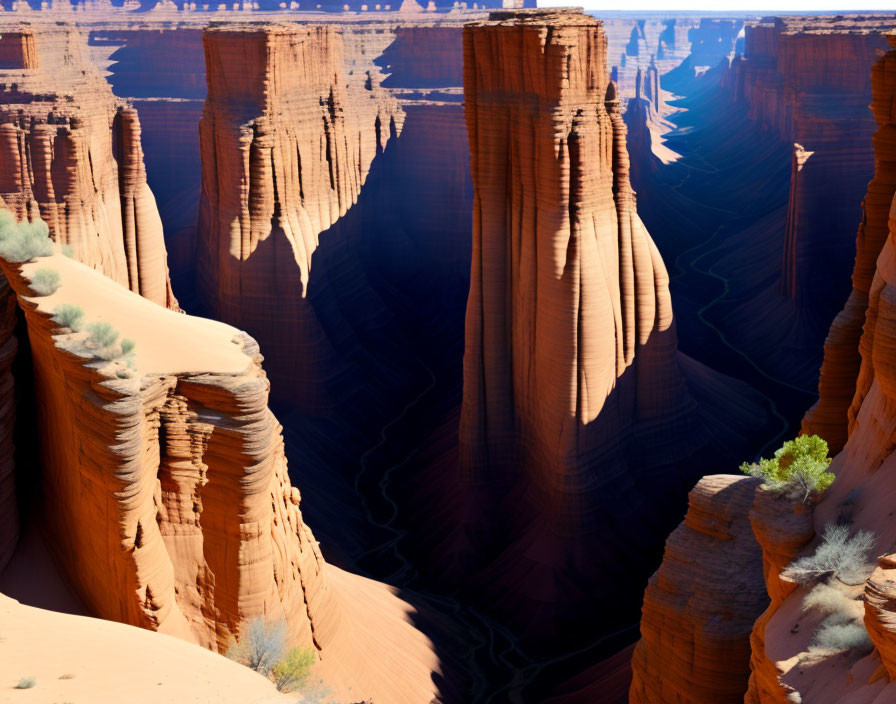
[802,30,896,452]
[0,247,442,703]
[0,24,177,309]
[635,34,896,704]
[0,272,17,574]
[630,475,768,703]
[197,23,401,407]
[456,7,769,651]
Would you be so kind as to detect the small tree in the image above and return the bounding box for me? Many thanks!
[272,647,315,692]
[740,434,835,502]
[227,618,286,675]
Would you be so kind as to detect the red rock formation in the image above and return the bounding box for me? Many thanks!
[803,30,896,452]
[0,24,177,309]
[0,245,442,703]
[0,27,37,68]
[196,23,399,406]
[456,7,769,650]
[630,475,769,703]
[637,34,896,704]
[0,272,17,574]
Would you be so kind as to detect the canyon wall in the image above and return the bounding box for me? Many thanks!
[802,28,896,452]
[455,7,770,655]
[0,25,177,309]
[0,239,443,704]
[633,33,896,704]
[196,23,400,407]
[629,474,768,703]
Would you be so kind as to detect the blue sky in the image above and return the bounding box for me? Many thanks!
[538,0,896,11]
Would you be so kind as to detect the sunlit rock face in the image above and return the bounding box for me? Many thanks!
[0,25,177,309]
[451,7,770,654]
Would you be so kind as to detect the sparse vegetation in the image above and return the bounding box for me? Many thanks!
[227,618,320,695]
[740,434,835,502]
[85,322,119,350]
[60,244,74,258]
[29,268,60,296]
[51,304,85,332]
[120,338,135,356]
[228,618,286,675]
[15,676,36,689]
[272,646,315,692]
[812,621,871,651]
[0,212,54,263]
[785,523,876,586]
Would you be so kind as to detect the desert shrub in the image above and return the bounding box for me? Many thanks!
[785,523,876,586]
[120,338,135,356]
[0,214,54,263]
[272,647,315,692]
[802,582,862,619]
[61,244,74,258]
[228,618,286,675]
[29,268,60,296]
[15,676,36,689]
[740,434,834,502]
[85,322,119,350]
[812,621,871,651]
[51,304,84,332]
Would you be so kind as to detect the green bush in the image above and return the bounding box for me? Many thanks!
[29,268,60,296]
[15,676,36,689]
[61,243,74,258]
[86,322,119,350]
[0,213,54,263]
[51,304,85,331]
[120,338,135,356]
[272,647,315,692]
[740,434,835,502]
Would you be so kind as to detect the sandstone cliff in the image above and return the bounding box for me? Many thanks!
[630,475,769,703]
[0,24,177,309]
[0,236,442,703]
[633,33,896,704]
[454,7,770,653]
[802,28,896,452]
[197,23,401,408]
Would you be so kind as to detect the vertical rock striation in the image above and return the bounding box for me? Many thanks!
[197,23,399,407]
[0,248,442,704]
[803,30,896,452]
[0,24,177,309]
[457,7,768,649]
[629,475,769,704]
[634,33,896,704]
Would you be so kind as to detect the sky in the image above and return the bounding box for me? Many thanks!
[538,0,896,11]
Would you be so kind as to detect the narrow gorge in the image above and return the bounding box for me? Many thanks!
[2,4,896,704]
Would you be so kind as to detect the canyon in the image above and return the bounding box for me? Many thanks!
[631,26,896,704]
[2,3,896,704]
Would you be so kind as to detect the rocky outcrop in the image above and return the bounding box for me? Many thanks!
[630,475,768,703]
[0,273,17,574]
[456,7,769,653]
[0,24,177,309]
[0,244,442,703]
[196,23,401,407]
[802,30,896,452]
[636,33,896,704]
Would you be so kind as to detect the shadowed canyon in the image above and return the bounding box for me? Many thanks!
[1,3,896,703]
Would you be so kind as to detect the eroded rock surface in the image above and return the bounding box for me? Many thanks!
[0,25,177,309]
